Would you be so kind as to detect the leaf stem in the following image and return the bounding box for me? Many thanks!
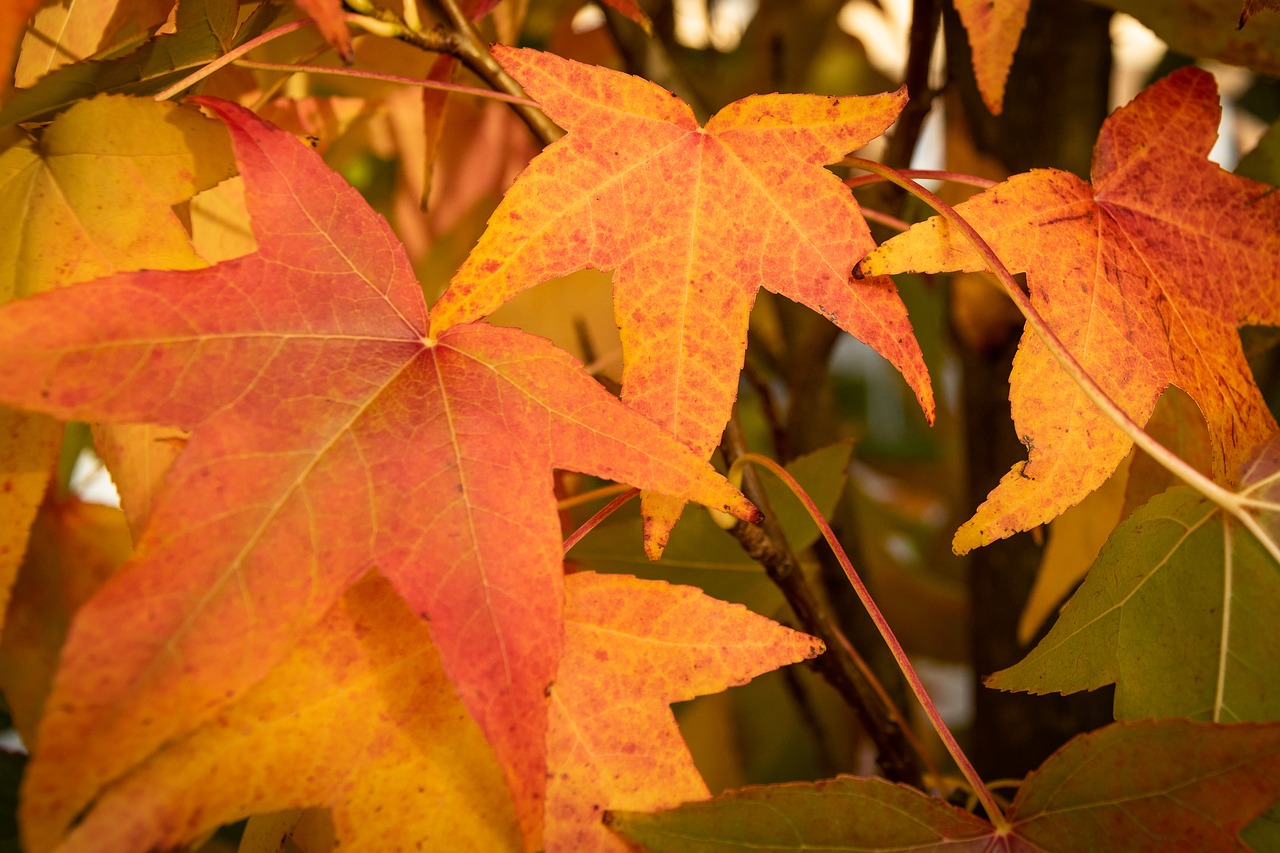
[719,420,930,789]
[557,482,632,511]
[860,208,912,232]
[844,169,998,191]
[562,488,639,554]
[428,0,563,146]
[154,18,321,101]
[230,59,538,105]
[845,157,1280,568]
[728,452,1010,830]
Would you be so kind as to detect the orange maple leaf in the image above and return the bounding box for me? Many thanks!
[47,571,818,852]
[860,67,1280,553]
[0,97,758,852]
[430,47,935,556]
[548,572,823,850]
[953,0,1029,114]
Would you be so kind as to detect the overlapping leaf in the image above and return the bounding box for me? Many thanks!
[610,720,1280,851]
[0,0,268,129]
[0,97,757,852]
[953,0,1029,114]
[431,47,934,555]
[0,94,234,627]
[861,67,1280,552]
[32,571,816,852]
[13,0,172,88]
[549,573,821,851]
[989,432,1280,722]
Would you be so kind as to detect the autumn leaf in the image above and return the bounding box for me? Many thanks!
[953,0,1029,114]
[294,0,352,61]
[0,93,233,627]
[55,571,523,852]
[988,432,1280,723]
[1241,0,1280,28]
[13,0,172,88]
[0,497,131,749]
[0,96,757,852]
[609,720,1280,851]
[0,0,40,95]
[548,572,822,851]
[860,67,1280,552]
[431,46,934,556]
[32,571,817,852]
[0,0,271,129]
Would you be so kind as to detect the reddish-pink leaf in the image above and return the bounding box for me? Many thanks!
[0,97,755,852]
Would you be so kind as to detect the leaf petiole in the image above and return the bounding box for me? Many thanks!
[727,452,1012,831]
[562,488,640,554]
[230,60,539,106]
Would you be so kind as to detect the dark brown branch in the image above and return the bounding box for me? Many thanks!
[719,418,926,787]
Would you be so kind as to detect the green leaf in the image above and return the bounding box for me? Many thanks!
[0,0,276,129]
[987,435,1280,722]
[1239,119,1280,184]
[609,720,1280,852]
[607,775,992,852]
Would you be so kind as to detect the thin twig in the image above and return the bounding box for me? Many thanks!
[861,208,912,232]
[845,169,998,191]
[719,419,931,788]
[154,18,319,101]
[557,483,631,512]
[882,0,943,172]
[232,59,538,105]
[730,452,1009,828]
[562,488,640,554]
[429,0,563,145]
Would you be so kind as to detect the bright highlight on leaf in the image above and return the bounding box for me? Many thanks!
[0,97,757,852]
[610,720,1280,851]
[861,67,1280,553]
[432,46,934,556]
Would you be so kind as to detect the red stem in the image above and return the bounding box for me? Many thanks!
[728,453,1011,829]
[562,488,639,554]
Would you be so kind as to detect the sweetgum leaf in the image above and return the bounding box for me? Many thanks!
[0,97,756,852]
[988,432,1280,723]
[952,0,1029,115]
[42,572,817,852]
[431,47,934,557]
[610,720,1280,851]
[861,67,1280,553]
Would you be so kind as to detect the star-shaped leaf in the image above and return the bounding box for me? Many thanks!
[0,96,756,851]
[430,47,934,556]
[860,67,1280,552]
